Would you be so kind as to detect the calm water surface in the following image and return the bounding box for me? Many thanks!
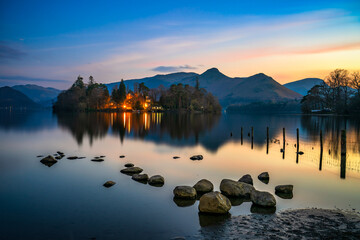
[0,111,360,239]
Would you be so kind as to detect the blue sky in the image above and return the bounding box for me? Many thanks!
[1,0,359,89]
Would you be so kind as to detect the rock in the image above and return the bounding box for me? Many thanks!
[190,155,203,160]
[77,157,86,159]
[173,186,197,199]
[55,156,63,160]
[173,156,180,159]
[228,197,245,206]
[198,192,232,214]
[280,148,284,153]
[173,197,196,207]
[40,155,57,167]
[258,172,270,183]
[297,151,304,155]
[275,185,293,194]
[119,155,125,158]
[57,151,64,155]
[198,212,231,227]
[100,155,105,158]
[193,179,214,193]
[276,192,293,199]
[220,179,254,198]
[124,163,134,167]
[132,174,149,182]
[67,156,78,160]
[103,181,116,188]
[250,190,276,207]
[148,175,165,186]
[91,159,104,162]
[238,174,253,185]
[36,155,43,158]
[120,167,143,174]
[250,204,276,214]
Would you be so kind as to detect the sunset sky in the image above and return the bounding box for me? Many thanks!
[0,0,360,89]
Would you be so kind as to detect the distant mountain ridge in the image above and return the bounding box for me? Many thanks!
[0,86,40,109]
[107,68,302,107]
[12,84,61,107]
[283,78,324,96]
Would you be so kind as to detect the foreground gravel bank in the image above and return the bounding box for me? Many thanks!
[196,208,360,240]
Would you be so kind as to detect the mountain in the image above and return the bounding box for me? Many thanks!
[107,68,302,107]
[283,78,324,96]
[0,86,40,109]
[12,84,61,106]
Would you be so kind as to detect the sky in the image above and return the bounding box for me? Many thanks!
[0,0,360,89]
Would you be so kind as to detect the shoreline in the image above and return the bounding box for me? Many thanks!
[195,208,360,239]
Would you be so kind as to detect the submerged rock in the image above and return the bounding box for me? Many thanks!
[276,192,294,199]
[120,167,143,174]
[250,204,276,214]
[124,163,134,167]
[238,174,253,185]
[119,155,125,158]
[100,155,106,158]
[77,157,86,159]
[220,179,254,198]
[103,181,116,188]
[190,155,203,160]
[36,155,43,158]
[173,197,196,207]
[91,158,104,162]
[67,156,78,160]
[173,186,197,199]
[57,151,64,155]
[250,190,276,207]
[193,179,214,193]
[173,156,180,159]
[40,155,57,167]
[198,192,231,214]
[148,175,165,186]
[275,185,293,194]
[132,173,149,182]
[198,212,231,227]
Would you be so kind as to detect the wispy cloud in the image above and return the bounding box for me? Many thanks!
[151,65,197,72]
[0,44,26,61]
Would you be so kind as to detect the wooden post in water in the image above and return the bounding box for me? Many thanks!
[319,130,323,171]
[266,127,269,154]
[241,127,243,145]
[282,128,285,159]
[296,128,299,164]
[251,127,254,149]
[340,130,346,179]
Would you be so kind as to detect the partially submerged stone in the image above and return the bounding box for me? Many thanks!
[238,174,253,185]
[173,197,196,207]
[67,156,78,160]
[193,179,214,193]
[173,156,180,159]
[40,155,57,167]
[258,172,270,184]
[275,185,293,194]
[220,179,254,198]
[103,181,116,188]
[173,186,197,199]
[198,191,231,214]
[100,155,106,158]
[91,158,104,162]
[132,173,149,182]
[124,163,134,167]
[148,175,165,186]
[119,155,125,158]
[190,155,203,160]
[120,167,143,174]
[250,204,276,214]
[250,190,276,207]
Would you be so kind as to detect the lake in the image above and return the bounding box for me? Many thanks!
[0,111,359,239]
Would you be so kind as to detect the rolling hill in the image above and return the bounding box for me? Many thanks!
[283,78,324,96]
[107,68,302,107]
[12,84,61,107]
[0,86,40,109]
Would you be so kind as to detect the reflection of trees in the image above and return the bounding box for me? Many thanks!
[55,112,110,145]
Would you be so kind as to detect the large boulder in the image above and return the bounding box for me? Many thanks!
[250,190,276,207]
[238,174,253,185]
[173,186,197,199]
[132,174,149,182]
[190,155,203,160]
[120,167,143,174]
[220,179,254,198]
[193,179,213,193]
[40,155,57,167]
[148,175,165,186]
[275,185,293,194]
[198,192,231,214]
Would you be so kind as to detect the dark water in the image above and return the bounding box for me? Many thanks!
[0,111,359,239]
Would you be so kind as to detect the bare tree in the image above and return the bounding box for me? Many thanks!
[350,71,360,96]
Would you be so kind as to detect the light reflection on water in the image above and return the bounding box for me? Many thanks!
[0,110,359,239]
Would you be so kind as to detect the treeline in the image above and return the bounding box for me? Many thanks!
[53,76,222,113]
[301,69,360,114]
[53,76,109,111]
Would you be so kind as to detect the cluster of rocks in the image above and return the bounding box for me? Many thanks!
[173,173,294,215]
[120,163,165,187]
